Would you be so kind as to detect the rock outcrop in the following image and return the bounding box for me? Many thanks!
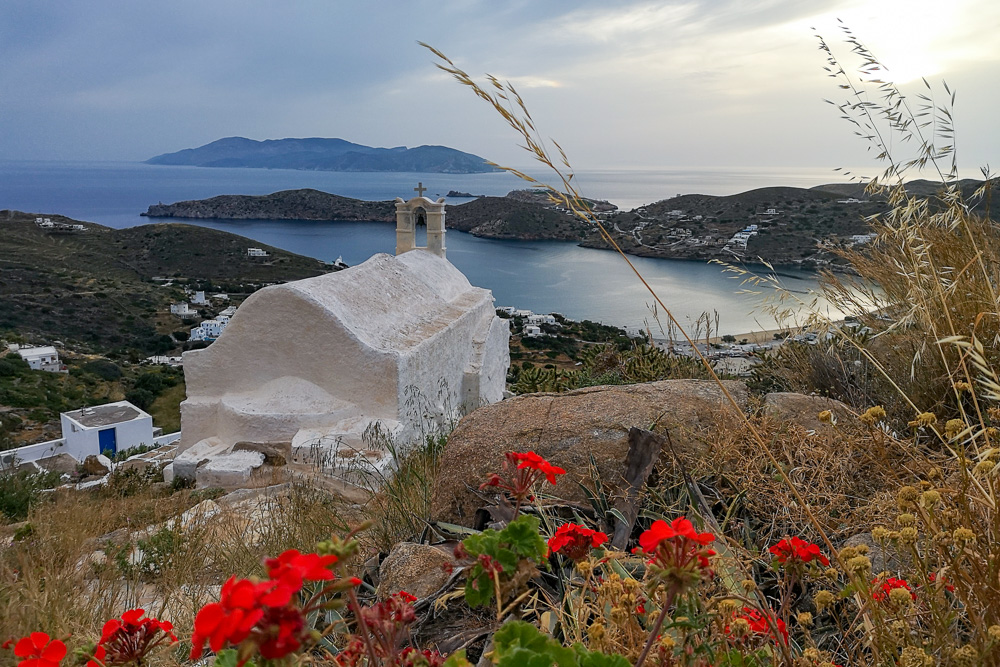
[430,380,747,525]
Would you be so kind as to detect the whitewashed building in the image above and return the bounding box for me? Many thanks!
[191,291,208,305]
[190,315,230,342]
[527,314,557,326]
[60,401,154,459]
[170,303,196,316]
[247,248,269,257]
[524,325,543,337]
[17,346,62,372]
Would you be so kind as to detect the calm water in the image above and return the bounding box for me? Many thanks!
[0,160,848,333]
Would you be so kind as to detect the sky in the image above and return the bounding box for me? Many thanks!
[1,0,998,171]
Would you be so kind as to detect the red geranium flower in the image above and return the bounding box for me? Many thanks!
[190,577,268,659]
[731,607,788,645]
[768,536,830,567]
[12,633,66,667]
[636,517,715,590]
[872,576,916,602]
[261,550,338,606]
[927,572,955,593]
[547,523,609,561]
[99,608,177,665]
[509,451,566,484]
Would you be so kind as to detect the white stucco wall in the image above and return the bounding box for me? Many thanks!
[179,251,510,453]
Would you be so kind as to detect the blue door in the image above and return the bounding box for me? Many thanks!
[98,428,117,457]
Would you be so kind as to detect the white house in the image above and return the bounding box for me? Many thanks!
[219,305,238,318]
[247,248,269,258]
[17,346,63,372]
[191,315,230,342]
[524,325,543,337]
[527,314,558,326]
[60,401,154,460]
[191,291,208,305]
[497,306,518,317]
[170,303,196,316]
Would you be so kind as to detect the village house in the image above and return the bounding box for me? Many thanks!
[16,345,63,372]
[170,302,196,316]
[60,401,155,459]
[190,290,208,305]
[247,248,269,258]
[524,324,543,337]
[527,314,558,326]
[190,315,230,342]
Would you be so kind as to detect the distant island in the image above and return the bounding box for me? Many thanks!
[146,137,500,174]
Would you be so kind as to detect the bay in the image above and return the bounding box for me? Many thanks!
[0,160,848,334]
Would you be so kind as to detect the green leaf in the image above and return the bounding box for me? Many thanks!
[442,650,472,667]
[214,650,255,667]
[493,621,576,667]
[501,515,548,561]
[573,645,631,667]
[464,571,495,608]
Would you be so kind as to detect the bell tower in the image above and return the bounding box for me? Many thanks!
[395,182,446,259]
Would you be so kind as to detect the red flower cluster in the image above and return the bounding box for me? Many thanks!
[98,609,177,666]
[509,451,566,484]
[732,607,789,645]
[636,517,716,589]
[547,523,609,561]
[191,549,339,662]
[768,536,830,567]
[7,633,66,667]
[871,576,916,602]
[927,572,955,593]
[335,592,445,667]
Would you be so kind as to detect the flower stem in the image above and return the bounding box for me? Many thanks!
[634,584,678,667]
[347,588,380,666]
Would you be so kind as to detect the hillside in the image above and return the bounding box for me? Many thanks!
[585,185,886,268]
[146,137,500,174]
[143,189,396,221]
[0,210,330,353]
[446,196,590,240]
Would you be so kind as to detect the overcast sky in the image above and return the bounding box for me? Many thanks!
[2,1,997,171]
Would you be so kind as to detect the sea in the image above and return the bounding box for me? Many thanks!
[0,160,854,335]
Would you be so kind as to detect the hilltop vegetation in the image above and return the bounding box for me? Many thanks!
[0,210,330,354]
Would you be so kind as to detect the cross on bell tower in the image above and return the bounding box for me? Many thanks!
[395,185,446,259]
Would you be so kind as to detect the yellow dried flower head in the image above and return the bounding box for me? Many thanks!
[889,620,908,639]
[576,560,594,577]
[729,618,751,638]
[587,622,606,641]
[658,634,676,651]
[953,381,972,393]
[952,645,979,666]
[623,577,640,593]
[802,648,820,661]
[898,646,931,667]
[817,409,834,425]
[896,513,916,526]
[974,460,995,476]
[953,527,976,543]
[824,567,839,582]
[889,587,914,607]
[919,490,941,508]
[986,428,999,440]
[741,579,756,592]
[898,527,918,545]
[860,405,887,425]
[814,590,836,612]
[988,448,1000,461]
[610,605,629,623]
[853,543,869,555]
[872,526,890,541]
[927,467,941,479]
[897,485,919,509]
[797,611,814,627]
[988,625,1000,641]
[945,418,966,439]
[718,599,739,615]
[847,555,872,576]
[838,546,858,560]
[988,406,1000,421]
[909,412,937,428]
